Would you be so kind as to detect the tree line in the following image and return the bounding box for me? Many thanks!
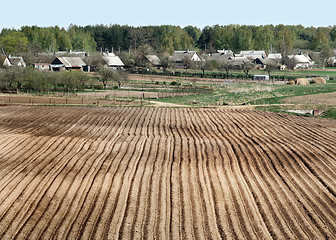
[1,24,336,55]
[0,67,128,93]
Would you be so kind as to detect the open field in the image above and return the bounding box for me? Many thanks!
[285,92,336,105]
[0,106,335,239]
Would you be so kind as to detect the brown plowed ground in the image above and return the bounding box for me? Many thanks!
[0,106,335,239]
[285,91,336,105]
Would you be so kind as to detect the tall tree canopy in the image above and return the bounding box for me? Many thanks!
[1,24,336,55]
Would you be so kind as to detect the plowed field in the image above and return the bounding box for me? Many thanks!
[0,106,335,239]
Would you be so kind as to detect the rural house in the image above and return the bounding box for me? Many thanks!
[50,57,86,71]
[0,56,12,68]
[207,50,234,63]
[8,56,26,67]
[287,54,314,69]
[33,63,51,71]
[169,50,202,68]
[268,53,282,59]
[102,52,124,69]
[253,57,279,69]
[239,50,266,60]
[145,55,161,68]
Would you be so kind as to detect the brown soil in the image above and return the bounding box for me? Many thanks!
[285,92,336,105]
[0,106,335,239]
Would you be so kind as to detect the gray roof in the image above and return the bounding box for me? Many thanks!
[8,56,26,67]
[52,57,86,67]
[169,50,201,62]
[209,52,234,61]
[268,53,282,59]
[240,50,266,59]
[102,55,124,67]
[145,55,161,66]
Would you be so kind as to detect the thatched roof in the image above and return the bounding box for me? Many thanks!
[51,57,86,68]
[145,55,161,66]
[102,55,124,67]
[8,56,26,67]
[169,50,201,62]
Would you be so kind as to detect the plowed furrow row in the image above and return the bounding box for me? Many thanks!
[0,136,84,238]
[211,110,312,238]
[228,110,335,238]
[227,111,324,238]
[0,106,335,239]
[60,108,134,239]
[196,109,273,239]
[72,108,148,239]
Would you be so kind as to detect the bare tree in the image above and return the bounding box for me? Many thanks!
[242,60,253,79]
[265,59,281,83]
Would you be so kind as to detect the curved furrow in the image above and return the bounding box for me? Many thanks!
[195,109,274,239]
[202,109,278,239]
[188,112,236,239]
[0,136,75,226]
[224,110,324,238]
[132,137,160,239]
[185,108,227,239]
[124,109,159,239]
[59,109,136,238]
[6,138,94,239]
[166,108,183,240]
[141,107,165,239]
[246,111,336,200]
[202,110,254,239]
[241,111,336,194]
[228,110,327,234]
[155,108,173,239]
[0,134,31,166]
[68,108,142,239]
[255,111,336,174]
[0,136,84,238]
[175,109,202,239]
[6,138,89,239]
[210,110,303,238]
[67,108,147,239]
[56,108,132,239]
[117,109,161,239]
[0,135,47,182]
[239,111,336,220]
[250,127,336,236]
[77,108,146,239]
[110,110,153,239]
[34,111,123,239]
[229,110,333,238]
[258,110,336,149]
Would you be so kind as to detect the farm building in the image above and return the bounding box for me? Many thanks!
[253,75,270,80]
[50,57,86,71]
[145,55,161,68]
[8,56,26,67]
[253,58,279,69]
[268,53,282,59]
[287,54,314,69]
[33,63,51,71]
[102,52,125,69]
[0,56,12,68]
[169,50,202,68]
[207,50,234,63]
[239,50,266,60]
